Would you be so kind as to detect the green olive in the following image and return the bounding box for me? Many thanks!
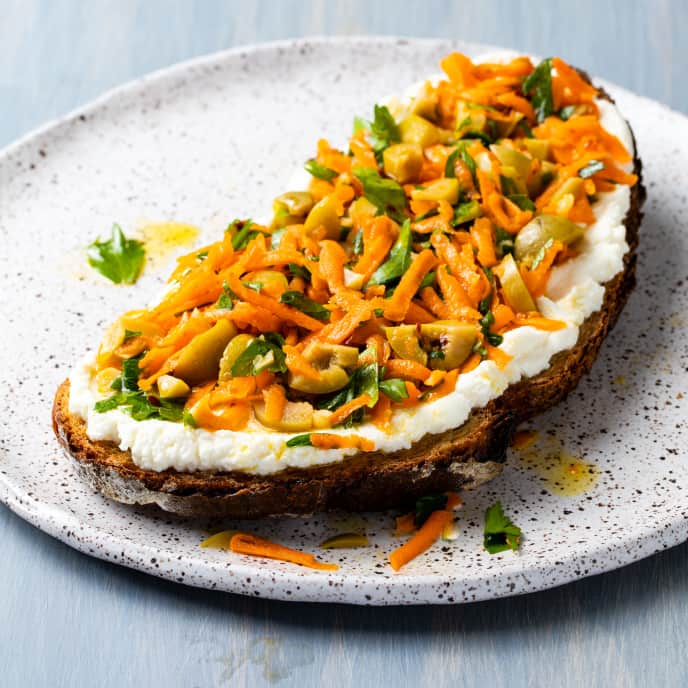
[273,191,314,218]
[411,178,460,204]
[288,342,358,394]
[419,320,478,370]
[410,90,440,123]
[496,254,536,313]
[218,333,255,381]
[455,101,487,135]
[491,144,532,192]
[348,196,378,227]
[384,325,427,365]
[515,214,585,264]
[382,143,424,184]
[527,160,558,198]
[521,139,549,161]
[399,115,452,147]
[304,195,341,239]
[244,270,289,297]
[173,320,237,386]
[157,374,191,399]
[547,177,584,208]
[254,400,314,432]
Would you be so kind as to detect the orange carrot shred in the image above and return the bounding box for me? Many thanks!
[389,510,454,571]
[230,533,339,571]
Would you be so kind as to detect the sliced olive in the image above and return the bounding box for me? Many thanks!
[384,325,427,365]
[218,333,255,381]
[527,160,557,198]
[399,115,452,147]
[304,194,341,239]
[410,89,440,123]
[348,196,378,228]
[491,144,532,193]
[254,400,314,432]
[319,533,369,549]
[243,269,288,298]
[521,139,549,161]
[547,177,584,210]
[496,253,536,313]
[157,374,191,399]
[273,191,314,218]
[173,319,237,386]
[411,178,460,205]
[455,101,487,135]
[382,143,424,184]
[515,214,585,264]
[288,342,358,394]
[95,367,121,394]
[419,320,477,370]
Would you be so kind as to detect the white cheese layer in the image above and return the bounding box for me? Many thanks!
[68,84,634,475]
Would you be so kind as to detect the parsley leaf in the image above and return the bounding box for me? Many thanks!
[227,219,258,250]
[522,58,554,123]
[445,142,477,181]
[368,104,401,156]
[216,282,235,310]
[452,200,481,226]
[484,501,522,553]
[95,390,185,424]
[378,378,409,402]
[507,194,536,211]
[579,159,605,179]
[288,262,311,281]
[353,167,407,221]
[414,494,448,526]
[87,224,145,285]
[368,219,412,286]
[123,329,142,341]
[558,105,578,121]
[286,433,313,447]
[230,334,287,377]
[121,354,143,392]
[352,229,364,255]
[318,359,379,425]
[304,159,338,181]
[280,291,331,321]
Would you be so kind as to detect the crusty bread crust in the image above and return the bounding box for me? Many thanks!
[52,87,645,519]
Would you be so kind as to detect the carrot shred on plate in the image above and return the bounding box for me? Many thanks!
[389,510,454,571]
[230,533,339,571]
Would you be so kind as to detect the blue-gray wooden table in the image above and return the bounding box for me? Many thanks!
[1,2,686,686]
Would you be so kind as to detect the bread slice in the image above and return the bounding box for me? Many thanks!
[52,86,645,519]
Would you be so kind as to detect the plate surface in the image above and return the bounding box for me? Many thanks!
[1,37,687,605]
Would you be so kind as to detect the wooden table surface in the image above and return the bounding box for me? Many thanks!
[1,1,686,686]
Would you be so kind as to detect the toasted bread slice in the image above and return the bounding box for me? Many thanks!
[52,81,645,518]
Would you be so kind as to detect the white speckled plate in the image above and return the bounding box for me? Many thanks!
[1,37,687,605]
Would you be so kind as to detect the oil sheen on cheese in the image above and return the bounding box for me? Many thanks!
[68,58,634,475]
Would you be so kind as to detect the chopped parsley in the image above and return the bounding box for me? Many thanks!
[304,159,338,181]
[368,219,412,286]
[378,378,409,402]
[280,291,331,321]
[87,224,145,285]
[522,58,554,123]
[230,333,287,377]
[414,493,448,526]
[353,167,407,222]
[483,501,522,553]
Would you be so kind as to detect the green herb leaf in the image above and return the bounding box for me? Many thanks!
[368,219,412,286]
[353,167,407,221]
[452,200,481,226]
[121,355,142,392]
[495,227,515,257]
[280,291,331,321]
[94,390,186,425]
[318,361,379,424]
[227,219,258,250]
[484,501,522,553]
[522,58,554,123]
[369,104,401,154]
[87,224,145,285]
[578,159,605,179]
[356,361,379,409]
[530,237,554,270]
[507,194,536,211]
[353,116,368,135]
[558,105,578,121]
[378,378,409,402]
[182,410,197,428]
[286,433,313,447]
[418,270,436,290]
[216,282,235,310]
[304,159,338,181]
[288,262,311,281]
[123,329,142,341]
[445,142,477,181]
[414,494,448,526]
[352,229,364,255]
[230,334,287,377]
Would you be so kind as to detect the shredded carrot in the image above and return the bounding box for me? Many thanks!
[230,533,338,571]
[389,509,454,571]
[327,394,372,427]
[190,396,251,431]
[309,433,375,452]
[513,315,567,331]
[384,358,432,383]
[460,352,482,374]
[371,394,393,432]
[486,344,512,370]
[424,369,459,402]
[262,384,287,425]
[283,344,321,380]
[394,512,416,535]
[384,249,438,321]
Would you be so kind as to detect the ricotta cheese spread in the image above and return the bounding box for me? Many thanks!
[68,59,634,476]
